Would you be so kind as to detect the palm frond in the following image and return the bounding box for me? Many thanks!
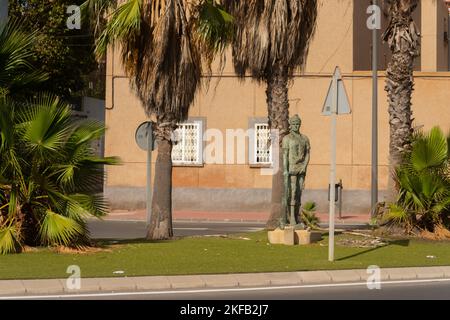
[69,194,109,218]
[384,204,412,226]
[223,0,318,79]
[301,201,320,229]
[19,95,72,158]
[81,0,119,38]
[411,127,447,172]
[0,226,22,255]
[7,188,18,218]
[94,0,142,57]
[191,0,234,64]
[0,98,17,153]
[0,19,48,95]
[51,164,77,189]
[68,120,106,146]
[39,210,83,246]
[447,131,450,161]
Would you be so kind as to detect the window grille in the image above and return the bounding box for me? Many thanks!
[254,123,272,164]
[172,122,202,165]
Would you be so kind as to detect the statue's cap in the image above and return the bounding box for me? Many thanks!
[289,115,301,124]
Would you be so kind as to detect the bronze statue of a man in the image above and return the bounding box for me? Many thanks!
[282,115,310,228]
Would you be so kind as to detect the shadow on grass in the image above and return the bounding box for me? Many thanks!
[93,238,176,246]
[337,239,410,261]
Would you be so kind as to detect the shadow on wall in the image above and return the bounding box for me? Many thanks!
[104,187,387,214]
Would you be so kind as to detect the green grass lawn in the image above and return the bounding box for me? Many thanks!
[0,232,449,280]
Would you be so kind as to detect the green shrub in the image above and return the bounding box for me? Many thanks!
[301,201,320,229]
[384,127,450,234]
[0,96,119,254]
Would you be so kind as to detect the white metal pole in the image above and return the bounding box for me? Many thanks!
[146,125,153,227]
[371,0,379,218]
[329,74,338,262]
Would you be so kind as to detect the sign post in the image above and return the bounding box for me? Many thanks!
[367,1,381,218]
[329,81,337,263]
[135,122,156,227]
[322,67,351,262]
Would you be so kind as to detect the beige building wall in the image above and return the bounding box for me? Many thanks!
[422,0,450,71]
[104,0,450,213]
[437,0,450,70]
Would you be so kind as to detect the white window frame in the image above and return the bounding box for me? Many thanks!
[249,121,273,166]
[172,120,204,166]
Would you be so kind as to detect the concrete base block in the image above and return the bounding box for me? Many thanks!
[295,230,322,245]
[269,229,322,246]
[268,228,294,245]
[268,229,284,244]
[283,227,295,245]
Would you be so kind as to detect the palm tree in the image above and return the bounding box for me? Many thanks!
[222,0,318,229]
[382,0,420,197]
[84,0,233,240]
[385,127,450,234]
[0,95,118,254]
[0,19,47,98]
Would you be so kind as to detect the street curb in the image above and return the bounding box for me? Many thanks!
[101,218,370,227]
[1,266,450,296]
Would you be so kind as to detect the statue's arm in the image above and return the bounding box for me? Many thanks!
[282,139,289,176]
[302,138,311,174]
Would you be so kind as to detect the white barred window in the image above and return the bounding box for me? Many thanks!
[172,122,203,165]
[254,123,272,165]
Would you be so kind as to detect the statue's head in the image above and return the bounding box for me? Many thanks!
[289,115,301,133]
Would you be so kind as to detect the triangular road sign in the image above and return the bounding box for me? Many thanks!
[322,67,351,116]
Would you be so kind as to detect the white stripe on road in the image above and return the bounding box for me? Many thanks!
[173,228,209,231]
[2,278,450,300]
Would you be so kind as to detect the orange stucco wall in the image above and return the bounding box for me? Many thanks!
[104,0,450,208]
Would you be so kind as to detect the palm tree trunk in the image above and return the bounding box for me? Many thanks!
[266,63,290,230]
[147,119,175,240]
[383,0,420,200]
[386,51,415,197]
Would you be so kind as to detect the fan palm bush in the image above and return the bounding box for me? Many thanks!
[301,201,320,229]
[0,19,48,99]
[383,127,450,235]
[0,95,119,254]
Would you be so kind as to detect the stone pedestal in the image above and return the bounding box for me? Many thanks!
[268,228,322,246]
[283,227,295,245]
[295,230,322,245]
[268,228,290,245]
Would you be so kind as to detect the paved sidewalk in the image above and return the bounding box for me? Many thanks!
[106,210,370,224]
[1,266,449,296]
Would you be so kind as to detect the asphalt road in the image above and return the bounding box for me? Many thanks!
[10,280,450,300]
[88,220,265,239]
